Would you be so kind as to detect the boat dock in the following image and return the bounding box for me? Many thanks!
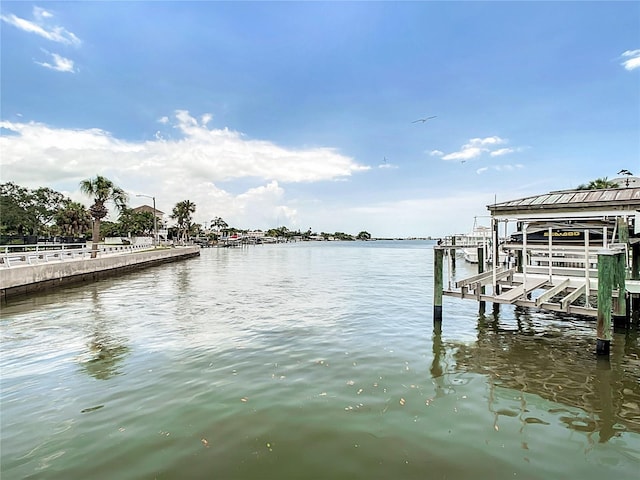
[434,186,640,356]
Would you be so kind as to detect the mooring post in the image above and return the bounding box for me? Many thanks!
[450,236,456,270]
[613,250,628,330]
[631,243,640,323]
[434,247,443,323]
[597,249,616,355]
[478,246,485,314]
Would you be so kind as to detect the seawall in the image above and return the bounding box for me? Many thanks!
[0,246,200,301]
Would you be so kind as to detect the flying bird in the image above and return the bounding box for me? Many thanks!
[618,169,633,175]
[412,116,437,123]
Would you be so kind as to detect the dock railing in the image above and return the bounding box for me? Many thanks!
[0,243,154,268]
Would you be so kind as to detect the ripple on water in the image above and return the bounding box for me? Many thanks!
[1,242,639,479]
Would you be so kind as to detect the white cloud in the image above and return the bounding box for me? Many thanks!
[34,7,53,20]
[441,136,520,162]
[158,116,169,124]
[429,150,444,157]
[490,147,514,157]
[443,146,484,161]
[35,50,76,73]
[621,49,640,71]
[467,136,506,147]
[378,163,398,169]
[1,6,81,46]
[0,111,369,230]
[477,164,524,175]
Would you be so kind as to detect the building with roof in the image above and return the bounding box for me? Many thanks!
[132,205,169,241]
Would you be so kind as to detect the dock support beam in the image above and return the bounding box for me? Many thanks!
[434,248,443,323]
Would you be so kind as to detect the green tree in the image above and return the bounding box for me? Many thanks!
[1,182,68,237]
[55,201,92,237]
[356,231,372,240]
[117,208,155,237]
[100,221,122,238]
[576,177,619,190]
[265,226,290,239]
[171,200,196,242]
[0,182,32,235]
[80,175,129,258]
[31,187,66,235]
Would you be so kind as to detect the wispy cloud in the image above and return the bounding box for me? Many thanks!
[621,49,640,71]
[442,136,507,161]
[490,147,515,157]
[429,150,444,157]
[476,164,524,175]
[440,136,526,162]
[378,162,398,169]
[1,6,81,46]
[35,50,76,73]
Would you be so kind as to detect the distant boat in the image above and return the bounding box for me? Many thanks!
[453,219,506,264]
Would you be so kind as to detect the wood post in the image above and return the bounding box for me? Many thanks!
[613,249,628,329]
[597,250,615,355]
[478,246,485,314]
[597,248,626,354]
[434,247,443,323]
[450,236,456,270]
[631,243,639,280]
[617,217,629,244]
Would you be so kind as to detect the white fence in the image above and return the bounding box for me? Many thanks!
[0,243,153,268]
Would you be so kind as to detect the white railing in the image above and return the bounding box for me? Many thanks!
[0,243,154,268]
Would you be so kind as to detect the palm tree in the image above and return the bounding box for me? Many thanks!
[210,216,228,239]
[80,176,128,258]
[576,177,619,190]
[171,200,196,243]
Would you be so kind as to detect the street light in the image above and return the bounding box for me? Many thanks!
[136,194,157,247]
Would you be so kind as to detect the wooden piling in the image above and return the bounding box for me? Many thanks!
[450,236,456,270]
[478,246,485,314]
[434,247,443,323]
[596,250,616,355]
[613,250,628,329]
[617,217,629,244]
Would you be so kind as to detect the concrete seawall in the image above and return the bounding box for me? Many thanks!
[0,246,200,300]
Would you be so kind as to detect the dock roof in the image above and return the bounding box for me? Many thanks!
[488,187,640,220]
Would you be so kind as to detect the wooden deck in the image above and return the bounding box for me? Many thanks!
[443,270,602,317]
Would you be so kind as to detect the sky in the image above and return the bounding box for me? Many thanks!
[1,1,639,238]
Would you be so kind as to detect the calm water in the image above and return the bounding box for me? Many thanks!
[1,241,639,479]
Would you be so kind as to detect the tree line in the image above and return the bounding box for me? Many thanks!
[1,176,373,249]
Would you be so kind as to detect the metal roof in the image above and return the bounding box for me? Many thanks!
[487,187,640,220]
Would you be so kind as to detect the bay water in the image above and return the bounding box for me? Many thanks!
[1,240,639,479]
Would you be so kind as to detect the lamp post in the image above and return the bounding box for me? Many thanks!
[136,194,157,247]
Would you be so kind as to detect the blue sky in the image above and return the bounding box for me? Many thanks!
[1,1,638,238]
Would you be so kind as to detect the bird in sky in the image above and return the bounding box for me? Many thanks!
[412,116,437,123]
[618,169,633,175]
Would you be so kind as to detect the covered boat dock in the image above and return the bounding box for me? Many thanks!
[434,186,640,355]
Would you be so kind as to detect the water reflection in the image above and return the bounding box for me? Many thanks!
[77,288,129,380]
[444,307,640,440]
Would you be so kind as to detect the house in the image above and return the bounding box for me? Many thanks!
[132,205,169,241]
